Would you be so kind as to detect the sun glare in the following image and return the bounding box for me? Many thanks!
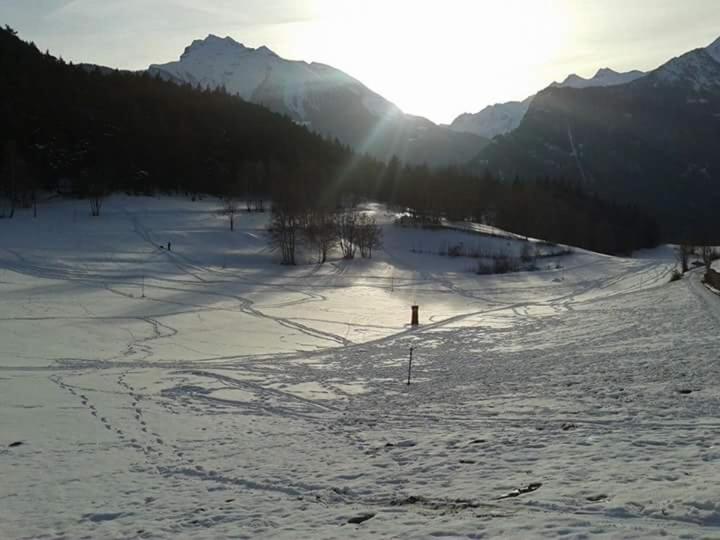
[298,0,572,122]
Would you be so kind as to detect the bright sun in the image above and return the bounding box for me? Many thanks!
[296,0,572,123]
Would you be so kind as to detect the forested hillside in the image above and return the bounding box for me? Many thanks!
[474,45,720,242]
[0,25,370,201]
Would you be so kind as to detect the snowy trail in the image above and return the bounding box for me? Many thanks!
[688,268,720,327]
[3,196,718,539]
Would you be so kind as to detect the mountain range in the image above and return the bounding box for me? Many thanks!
[474,36,720,239]
[143,32,720,238]
[148,35,489,166]
[65,30,720,239]
[448,68,645,139]
[143,35,663,165]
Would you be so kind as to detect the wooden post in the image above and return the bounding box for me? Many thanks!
[407,346,414,385]
[411,305,419,326]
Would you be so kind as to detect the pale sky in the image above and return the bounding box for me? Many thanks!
[2,0,719,124]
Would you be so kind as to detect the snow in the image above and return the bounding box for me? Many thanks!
[449,98,532,139]
[4,196,720,538]
[149,35,401,123]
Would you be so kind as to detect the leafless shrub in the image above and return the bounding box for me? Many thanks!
[356,214,383,259]
[701,245,718,272]
[223,197,239,231]
[337,211,359,259]
[305,210,337,263]
[88,184,106,217]
[269,206,302,265]
[677,244,693,273]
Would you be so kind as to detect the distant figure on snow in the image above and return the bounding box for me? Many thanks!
[167,242,172,252]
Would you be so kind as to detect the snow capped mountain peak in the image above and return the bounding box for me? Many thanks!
[555,68,644,89]
[449,98,533,139]
[181,34,250,59]
[205,33,239,44]
[560,73,585,86]
[450,67,645,139]
[705,35,720,64]
[147,34,486,165]
[594,67,618,78]
[178,34,281,63]
[152,34,374,108]
[149,35,401,139]
[255,45,278,57]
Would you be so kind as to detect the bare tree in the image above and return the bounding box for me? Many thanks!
[269,205,302,265]
[90,195,102,217]
[1,140,18,218]
[241,161,267,213]
[224,197,239,231]
[88,183,106,217]
[337,211,359,259]
[305,210,337,263]
[254,162,266,213]
[701,245,717,273]
[28,161,40,218]
[356,213,383,259]
[677,244,693,274]
[239,161,255,212]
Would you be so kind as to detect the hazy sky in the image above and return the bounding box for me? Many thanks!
[2,0,720,123]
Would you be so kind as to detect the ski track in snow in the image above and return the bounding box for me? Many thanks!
[2,196,719,539]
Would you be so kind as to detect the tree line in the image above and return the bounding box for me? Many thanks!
[269,204,382,265]
[0,25,658,256]
[343,161,658,255]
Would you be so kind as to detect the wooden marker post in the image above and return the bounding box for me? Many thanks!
[411,305,419,326]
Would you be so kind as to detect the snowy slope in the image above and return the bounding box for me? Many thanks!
[149,35,487,166]
[8,197,720,538]
[450,68,645,138]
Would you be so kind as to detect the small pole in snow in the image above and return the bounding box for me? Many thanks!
[141,275,145,298]
[167,242,171,252]
[407,346,414,386]
[411,305,419,326]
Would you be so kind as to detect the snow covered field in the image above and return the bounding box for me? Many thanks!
[2,196,719,538]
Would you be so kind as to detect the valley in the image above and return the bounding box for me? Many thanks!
[4,197,719,538]
[2,7,720,539]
